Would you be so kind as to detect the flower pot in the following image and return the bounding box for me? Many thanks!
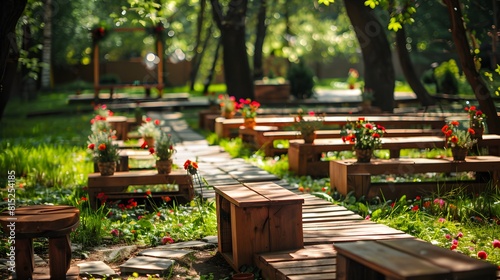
[98,162,116,176]
[355,149,373,163]
[222,111,235,119]
[144,137,155,148]
[451,147,468,161]
[244,117,256,129]
[156,159,173,174]
[231,273,254,280]
[302,133,315,144]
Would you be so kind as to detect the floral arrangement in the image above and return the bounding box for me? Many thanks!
[90,104,114,134]
[347,68,359,88]
[87,131,120,163]
[138,117,162,139]
[441,120,477,149]
[465,105,487,125]
[341,118,386,150]
[148,132,176,161]
[293,109,325,137]
[236,98,261,119]
[218,94,237,114]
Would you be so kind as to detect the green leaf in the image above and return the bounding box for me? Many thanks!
[318,0,335,6]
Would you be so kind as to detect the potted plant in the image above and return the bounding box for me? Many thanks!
[340,118,386,162]
[88,131,120,175]
[236,98,261,129]
[218,94,237,119]
[148,131,176,174]
[292,108,325,143]
[464,105,487,140]
[441,120,477,161]
[138,117,162,147]
[347,68,359,89]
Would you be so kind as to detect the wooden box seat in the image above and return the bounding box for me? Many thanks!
[213,182,304,271]
[87,170,194,209]
[334,239,497,280]
[216,115,445,138]
[0,205,80,280]
[330,156,500,200]
[289,134,500,177]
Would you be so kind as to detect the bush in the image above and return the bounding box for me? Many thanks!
[287,58,315,99]
[434,59,460,95]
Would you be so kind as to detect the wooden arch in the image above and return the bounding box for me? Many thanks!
[92,26,165,99]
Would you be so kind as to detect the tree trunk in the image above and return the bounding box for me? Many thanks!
[189,0,207,91]
[344,0,395,112]
[41,0,52,90]
[253,0,267,81]
[0,0,28,121]
[443,0,500,134]
[395,26,436,107]
[210,0,254,100]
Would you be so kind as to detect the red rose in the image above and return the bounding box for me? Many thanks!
[88,143,95,149]
[98,143,106,151]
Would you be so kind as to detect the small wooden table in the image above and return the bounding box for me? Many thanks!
[330,156,500,199]
[213,182,304,271]
[334,239,497,280]
[87,170,194,209]
[0,205,80,280]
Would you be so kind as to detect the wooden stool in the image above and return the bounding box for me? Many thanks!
[0,205,80,280]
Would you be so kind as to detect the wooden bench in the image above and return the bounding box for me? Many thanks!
[0,205,80,280]
[329,156,500,199]
[87,170,194,209]
[334,239,497,280]
[213,182,304,271]
[216,115,446,138]
[289,134,500,177]
[95,83,164,99]
[244,128,443,157]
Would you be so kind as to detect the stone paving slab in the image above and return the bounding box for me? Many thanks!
[120,256,175,275]
[157,240,216,250]
[78,261,118,278]
[138,248,193,259]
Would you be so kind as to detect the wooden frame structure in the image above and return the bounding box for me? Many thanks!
[92,26,165,99]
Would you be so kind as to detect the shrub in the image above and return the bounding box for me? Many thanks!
[287,58,315,99]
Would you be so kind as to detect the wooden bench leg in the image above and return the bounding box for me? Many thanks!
[49,234,72,279]
[15,238,34,280]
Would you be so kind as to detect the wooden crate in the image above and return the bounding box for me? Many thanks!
[335,239,497,280]
[330,156,500,200]
[213,182,304,271]
[87,170,193,209]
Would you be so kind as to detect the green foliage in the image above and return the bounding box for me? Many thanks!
[434,60,460,95]
[287,59,315,99]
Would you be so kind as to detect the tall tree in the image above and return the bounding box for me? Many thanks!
[344,0,395,112]
[210,0,254,100]
[189,0,208,91]
[0,0,28,121]
[40,0,52,90]
[443,0,500,133]
[253,0,267,80]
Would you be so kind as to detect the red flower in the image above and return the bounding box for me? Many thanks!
[372,133,380,138]
[493,239,500,249]
[161,236,174,244]
[162,196,171,202]
[88,143,95,150]
[441,125,449,133]
[365,123,373,130]
[450,120,459,126]
[141,141,148,149]
[146,117,152,122]
[477,251,488,259]
[411,205,419,211]
[146,190,152,196]
[98,143,106,151]
[154,119,160,125]
[468,128,475,135]
[149,147,155,154]
[476,110,483,116]
[450,135,458,143]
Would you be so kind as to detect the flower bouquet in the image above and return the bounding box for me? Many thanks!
[341,118,386,162]
[236,98,261,128]
[218,94,237,118]
[88,131,120,175]
[292,109,325,143]
[138,117,162,147]
[441,120,477,161]
[148,132,176,174]
[464,105,486,139]
[90,104,114,134]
